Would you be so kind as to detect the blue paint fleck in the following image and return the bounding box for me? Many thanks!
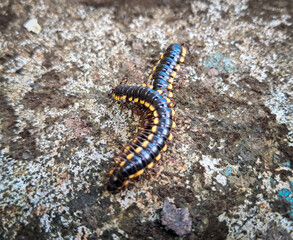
[279,161,290,167]
[270,177,277,186]
[220,166,233,177]
[203,52,237,73]
[278,188,293,219]
[279,189,292,198]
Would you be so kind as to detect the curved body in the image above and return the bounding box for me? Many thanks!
[107,44,187,191]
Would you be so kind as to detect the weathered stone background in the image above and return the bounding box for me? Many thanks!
[0,0,292,239]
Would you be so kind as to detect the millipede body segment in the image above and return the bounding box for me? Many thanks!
[107,43,187,191]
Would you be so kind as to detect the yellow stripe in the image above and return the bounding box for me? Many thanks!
[149,105,155,111]
[109,169,114,175]
[170,72,176,78]
[148,134,154,141]
[171,109,175,116]
[182,47,187,56]
[134,169,144,177]
[154,111,158,117]
[147,162,154,169]
[154,118,159,124]
[155,153,161,161]
[126,153,134,160]
[163,145,167,151]
[175,64,180,71]
[135,147,143,154]
[142,141,149,148]
[169,102,175,108]
[123,180,129,186]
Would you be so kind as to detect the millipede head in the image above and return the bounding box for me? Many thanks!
[108,89,114,97]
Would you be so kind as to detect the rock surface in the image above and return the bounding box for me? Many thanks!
[0,0,292,239]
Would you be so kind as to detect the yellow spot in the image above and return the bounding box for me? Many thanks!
[163,145,167,151]
[148,134,154,141]
[157,90,163,94]
[168,133,173,141]
[166,98,171,104]
[175,64,181,71]
[155,154,161,161]
[154,111,158,117]
[133,139,137,143]
[148,84,153,89]
[147,162,154,169]
[123,180,129,186]
[135,147,143,154]
[129,174,135,179]
[113,93,116,98]
[149,105,155,111]
[179,57,185,63]
[168,84,173,90]
[128,97,133,101]
[153,66,156,71]
[142,83,146,87]
[149,74,153,79]
[154,118,159,125]
[120,161,126,167]
[152,126,157,133]
[142,141,149,148]
[157,59,161,64]
[171,71,177,78]
[160,54,164,59]
[168,78,174,84]
[126,153,134,160]
[168,92,174,98]
[134,169,144,177]
[172,121,176,128]
[121,95,127,100]
[145,102,150,107]
[134,98,139,102]
[109,169,114,175]
[140,99,145,104]
[182,47,187,56]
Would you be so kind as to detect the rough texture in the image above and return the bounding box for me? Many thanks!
[161,200,192,236]
[0,0,292,239]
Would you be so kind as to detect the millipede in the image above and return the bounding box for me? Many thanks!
[107,43,187,191]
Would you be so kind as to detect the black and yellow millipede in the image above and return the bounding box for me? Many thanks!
[107,44,187,191]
